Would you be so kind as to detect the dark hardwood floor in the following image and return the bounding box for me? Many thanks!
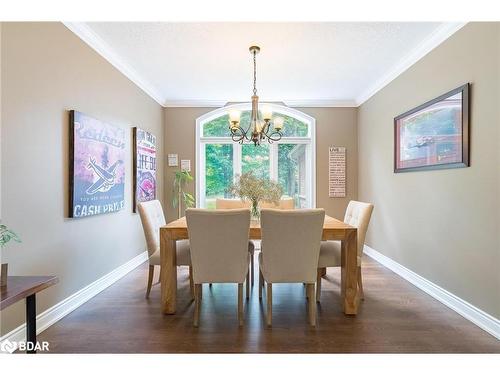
[38,254,500,353]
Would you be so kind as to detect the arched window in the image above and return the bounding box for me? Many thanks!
[196,104,316,209]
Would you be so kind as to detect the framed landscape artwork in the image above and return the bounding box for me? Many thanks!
[69,111,126,218]
[132,127,157,212]
[394,83,470,173]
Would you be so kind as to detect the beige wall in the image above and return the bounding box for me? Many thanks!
[358,22,500,318]
[164,107,357,223]
[0,22,164,335]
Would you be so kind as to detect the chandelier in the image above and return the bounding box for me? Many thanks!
[228,45,284,146]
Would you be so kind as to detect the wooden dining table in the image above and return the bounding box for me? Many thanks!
[160,215,359,316]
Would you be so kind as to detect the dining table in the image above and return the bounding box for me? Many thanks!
[159,214,359,316]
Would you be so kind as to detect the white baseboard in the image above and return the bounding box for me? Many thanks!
[0,251,148,352]
[364,245,500,340]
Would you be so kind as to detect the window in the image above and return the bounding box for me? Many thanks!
[196,104,315,209]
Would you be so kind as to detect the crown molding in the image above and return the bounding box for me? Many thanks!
[283,99,357,108]
[64,22,466,109]
[163,100,229,107]
[355,22,467,106]
[163,99,357,108]
[63,22,166,106]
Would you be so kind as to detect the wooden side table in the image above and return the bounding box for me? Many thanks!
[1,276,59,353]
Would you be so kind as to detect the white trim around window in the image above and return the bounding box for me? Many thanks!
[196,103,316,209]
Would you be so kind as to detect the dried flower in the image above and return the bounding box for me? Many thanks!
[228,172,283,218]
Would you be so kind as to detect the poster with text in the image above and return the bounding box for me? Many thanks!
[133,127,157,212]
[69,111,126,218]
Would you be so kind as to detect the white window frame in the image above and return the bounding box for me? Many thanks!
[196,103,316,209]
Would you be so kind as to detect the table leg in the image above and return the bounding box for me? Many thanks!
[341,230,358,315]
[161,230,177,314]
[26,294,36,353]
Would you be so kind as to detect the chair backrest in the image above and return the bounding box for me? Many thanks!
[137,200,166,257]
[260,198,295,210]
[260,209,325,283]
[186,208,251,284]
[215,198,251,209]
[343,201,374,258]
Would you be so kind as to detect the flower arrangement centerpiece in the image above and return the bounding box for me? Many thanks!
[0,224,21,287]
[228,172,283,219]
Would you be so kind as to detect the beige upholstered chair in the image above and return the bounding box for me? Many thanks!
[259,208,325,326]
[215,198,255,285]
[259,197,295,210]
[316,200,374,302]
[186,208,251,327]
[215,198,251,209]
[137,200,192,299]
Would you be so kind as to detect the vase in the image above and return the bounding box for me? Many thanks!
[251,200,260,220]
[0,263,7,287]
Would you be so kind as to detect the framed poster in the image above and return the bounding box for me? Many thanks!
[133,127,157,212]
[394,83,470,173]
[69,111,126,218]
[328,146,346,197]
[168,154,178,167]
[181,159,191,172]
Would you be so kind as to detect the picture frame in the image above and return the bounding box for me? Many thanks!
[132,127,157,212]
[69,110,126,218]
[394,83,470,173]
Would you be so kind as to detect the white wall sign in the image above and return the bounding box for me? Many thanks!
[329,146,346,198]
[167,154,178,167]
[181,159,191,172]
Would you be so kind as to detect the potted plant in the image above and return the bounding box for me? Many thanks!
[172,170,195,218]
[0,224,21,287]
[228,172,283,219]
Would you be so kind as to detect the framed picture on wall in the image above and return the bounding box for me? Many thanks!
[394,83,470,173]
[132,127,157,212]
[69,110,126,218]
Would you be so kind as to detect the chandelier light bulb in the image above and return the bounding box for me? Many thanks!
[262,106,273,121]
[229,110,241,123]
[274,117,284,131]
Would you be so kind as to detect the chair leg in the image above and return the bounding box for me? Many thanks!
[307,283,316,326]
[246,271,250,300]
[316,268,322,302]
[238,283,244,326]
[145,265,154,299]
[189,265,194,301]
[156,267,162,284]
[259,269,263,300]
[319,267,326,278]
[358,266,364,300]
[251,251,255,286]
[266,283,272,327]
[194,284,201,327]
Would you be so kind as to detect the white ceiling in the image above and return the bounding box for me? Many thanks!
[66,22,465,107]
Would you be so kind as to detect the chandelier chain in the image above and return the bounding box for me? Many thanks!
[253,50,257,96]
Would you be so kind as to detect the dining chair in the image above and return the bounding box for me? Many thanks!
[215,198,255,285]
[137,200,193,299]
[186,208,251,327]
[259,197,295,209]
[259,208,325,327]
[316,200,374,302]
